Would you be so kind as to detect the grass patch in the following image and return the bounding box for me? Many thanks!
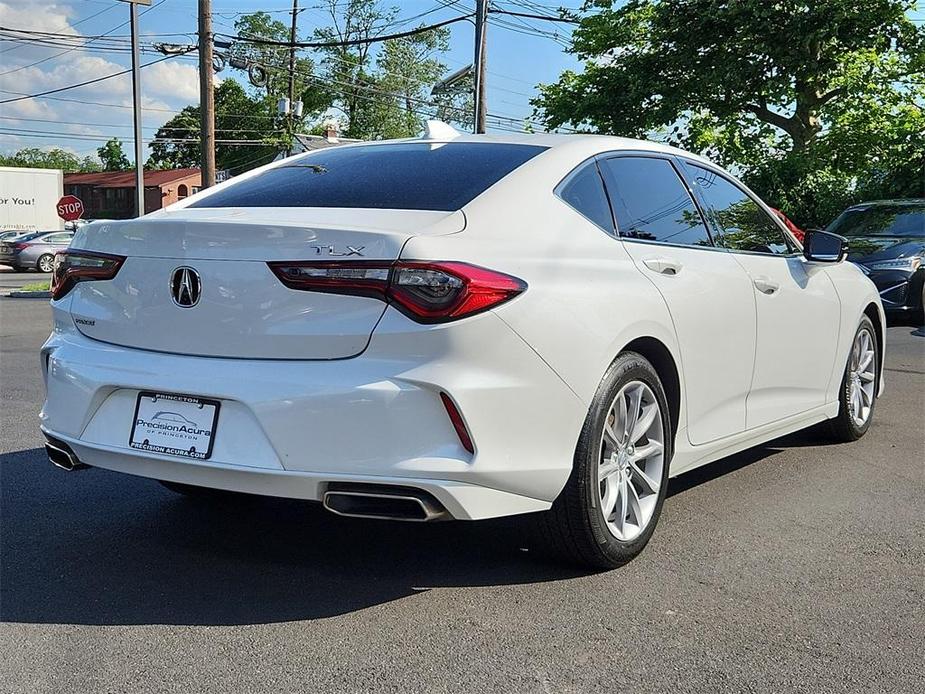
[20,280,50,292]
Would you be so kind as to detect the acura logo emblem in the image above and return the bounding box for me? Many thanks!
[170,267,201,307]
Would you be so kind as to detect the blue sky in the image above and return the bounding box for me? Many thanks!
[0,0,585,161]
[1,1,921,164]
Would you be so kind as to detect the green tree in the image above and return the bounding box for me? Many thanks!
[312,0,396,139]
[535,0,925,225]
[359,27,451,139]
[0,147,100,172]
[97,138,131,171]
[147,80,281,175]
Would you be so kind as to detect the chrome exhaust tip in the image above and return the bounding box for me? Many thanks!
[44,438,89,471]
[322,484,450,522]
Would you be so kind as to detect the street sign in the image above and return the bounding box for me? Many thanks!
[56,195,84,222]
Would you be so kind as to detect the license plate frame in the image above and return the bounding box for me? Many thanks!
[129,391,221,460]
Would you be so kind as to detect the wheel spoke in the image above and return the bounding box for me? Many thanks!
[601,475,618,517]
[603,417,620,449]
[624,386,642,443]
[858,350,873,372]
[631,402,658,444]
[859,384,872,406]
[631,439,663,463]
[626,480,643,526]
[616,394,629,445]
[598,459,620,482]
[617,477,628,536]
[629,459,659,495]
[859,368,875,383]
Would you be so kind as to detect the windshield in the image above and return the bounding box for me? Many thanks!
[189,142,548,212]
[827,204,925,238]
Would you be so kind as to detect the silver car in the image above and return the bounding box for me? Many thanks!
[0,230,74,272]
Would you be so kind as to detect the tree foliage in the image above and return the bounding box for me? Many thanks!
[96,137,131,171]
[146,80,280,174]
[0,147,100,172]
[535,0,925,225]
[312,0,455,139]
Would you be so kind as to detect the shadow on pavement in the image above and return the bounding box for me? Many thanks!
[1,428,825,627]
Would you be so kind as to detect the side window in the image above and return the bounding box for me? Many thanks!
[556,162,614,233]
[598,157,713,247]
[685,164,794,255]
[44,233,71,243]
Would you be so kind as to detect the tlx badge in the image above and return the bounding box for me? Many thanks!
[310,244,365,257]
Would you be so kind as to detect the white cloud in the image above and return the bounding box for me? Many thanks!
[0,1,204,161]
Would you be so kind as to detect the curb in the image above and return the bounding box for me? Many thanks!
[5,290,51,298]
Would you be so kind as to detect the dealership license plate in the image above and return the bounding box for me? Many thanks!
[129,392,220,460]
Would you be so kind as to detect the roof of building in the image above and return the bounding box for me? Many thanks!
[64,168,201,188]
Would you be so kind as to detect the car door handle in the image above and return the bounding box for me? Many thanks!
[753,276,780,294]
[642,257,683,276]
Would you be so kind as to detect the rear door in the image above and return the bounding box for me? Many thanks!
[598,154,757,445]
[682,162,840,428]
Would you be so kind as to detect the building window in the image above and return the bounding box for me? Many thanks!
[178,184,189,199]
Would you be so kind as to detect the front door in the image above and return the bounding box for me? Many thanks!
[683,163,840,428]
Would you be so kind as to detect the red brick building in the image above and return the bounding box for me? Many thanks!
[63,169,201,219]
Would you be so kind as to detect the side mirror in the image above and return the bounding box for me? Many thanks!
[803,228,847,263]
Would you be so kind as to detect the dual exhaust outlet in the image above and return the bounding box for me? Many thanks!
[44,439,448,522]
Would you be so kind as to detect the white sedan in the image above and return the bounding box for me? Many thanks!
[40,126,884,568]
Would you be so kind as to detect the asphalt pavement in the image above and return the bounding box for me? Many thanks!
[0,268,47,292]
[1,299,923,694]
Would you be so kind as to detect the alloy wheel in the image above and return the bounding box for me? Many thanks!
[848,327,876,427]
[598,380,665,542]
[38,255,54,273]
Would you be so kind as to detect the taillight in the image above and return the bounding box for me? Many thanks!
[13,242,29,251]
[267,260,526,323]
[51,250,125,300]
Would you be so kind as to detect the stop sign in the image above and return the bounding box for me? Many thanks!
[56,195,84,222]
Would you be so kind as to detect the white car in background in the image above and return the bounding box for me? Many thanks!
[40,127,884,568]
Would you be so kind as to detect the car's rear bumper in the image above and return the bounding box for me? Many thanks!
[38,428,550,520]
[40,307,586,520]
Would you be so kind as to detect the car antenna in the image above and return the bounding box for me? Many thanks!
[421,120,461,140]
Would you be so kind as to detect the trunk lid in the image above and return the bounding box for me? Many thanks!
[65,208,464,359]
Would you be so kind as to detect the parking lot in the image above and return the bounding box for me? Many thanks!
[1,298,922,694]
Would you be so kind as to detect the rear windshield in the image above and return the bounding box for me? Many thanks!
[189,142,547,212]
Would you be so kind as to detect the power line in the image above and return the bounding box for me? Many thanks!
[0,51,193,105]
[214,12,474,49]
[0,0,170,77]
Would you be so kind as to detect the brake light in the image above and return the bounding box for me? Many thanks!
[13,242,29,250]
[267,260,526,323]
[51,250,125,300]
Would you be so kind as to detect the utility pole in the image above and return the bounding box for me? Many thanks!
[128,1,145,217]
[198,0,216,187]
[286,0,299,156]
[473,0,488,134]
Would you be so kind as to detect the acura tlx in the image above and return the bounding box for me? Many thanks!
[40,123,885,568]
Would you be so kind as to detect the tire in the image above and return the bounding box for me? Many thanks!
[829,316,879,442]
[37,254,54,273]
[536,352,673,569]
